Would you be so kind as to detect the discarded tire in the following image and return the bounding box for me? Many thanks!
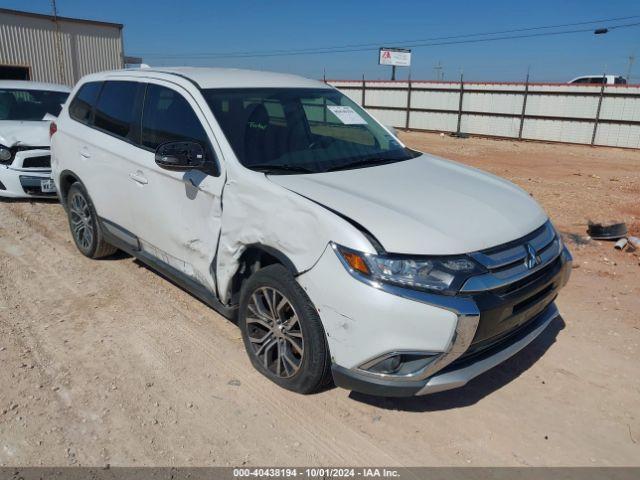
[587,222,628,240]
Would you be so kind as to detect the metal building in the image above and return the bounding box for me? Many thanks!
[0,8,124,86]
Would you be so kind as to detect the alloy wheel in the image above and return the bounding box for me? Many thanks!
[246,287,304,378]
[69,192,94,251]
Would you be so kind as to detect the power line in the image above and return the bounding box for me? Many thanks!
[135,15,640,59]
[140,22,640,59]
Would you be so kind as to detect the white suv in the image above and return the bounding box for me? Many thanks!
[51,68,572,397]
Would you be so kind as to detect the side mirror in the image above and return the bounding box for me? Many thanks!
[155,141,205,171]
[385,125,398,137]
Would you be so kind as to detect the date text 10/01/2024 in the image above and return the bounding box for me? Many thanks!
[233,468,400,478]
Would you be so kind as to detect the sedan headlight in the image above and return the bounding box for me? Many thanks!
[0,145,11,163]
[333,243,485,295]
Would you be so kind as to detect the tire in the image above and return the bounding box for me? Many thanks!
[66,182,117,259]
[239,264,331,394]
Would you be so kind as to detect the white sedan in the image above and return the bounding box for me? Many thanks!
[0,80,70,198]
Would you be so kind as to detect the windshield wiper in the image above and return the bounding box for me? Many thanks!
[249,163,316,174]
[325,157,400,172]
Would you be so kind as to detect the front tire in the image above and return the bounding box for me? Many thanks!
[66,182,117,259]
[239,264,331,394]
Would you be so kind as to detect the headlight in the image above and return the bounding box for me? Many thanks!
[332,243,485,295]
[0,145,11,163]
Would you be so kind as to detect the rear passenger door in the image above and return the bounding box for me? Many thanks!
[126,81,225,294]
[77,80,145,233]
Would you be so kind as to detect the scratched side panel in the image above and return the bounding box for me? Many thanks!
[215,170,375,304]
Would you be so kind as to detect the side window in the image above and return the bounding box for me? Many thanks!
[68,82,102,124]
[141,84,210,151]
[93,81,144,140]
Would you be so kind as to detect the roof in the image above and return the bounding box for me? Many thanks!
[0,80,71,92]
[107,67,332,90]
[0,7,123,29]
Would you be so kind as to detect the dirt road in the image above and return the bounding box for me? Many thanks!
[0,134,639,466]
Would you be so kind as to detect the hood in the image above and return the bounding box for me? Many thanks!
[0,121,51,148]
[269,154,548,255]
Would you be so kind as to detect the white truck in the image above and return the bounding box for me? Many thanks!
[568,75,627,85]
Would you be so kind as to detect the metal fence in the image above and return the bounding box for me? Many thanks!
[328,78,640,149]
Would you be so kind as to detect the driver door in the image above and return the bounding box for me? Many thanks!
[126,82,225,294]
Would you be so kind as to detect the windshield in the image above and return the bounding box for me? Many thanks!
[0,89,69,121]
[202,87,419,174]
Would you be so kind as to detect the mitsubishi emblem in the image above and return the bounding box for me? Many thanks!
[524,244,540,269]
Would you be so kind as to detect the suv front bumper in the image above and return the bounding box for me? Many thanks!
[332,301,559,396]
[297,226,572,397]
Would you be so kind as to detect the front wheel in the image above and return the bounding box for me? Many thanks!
[239,264,331,394]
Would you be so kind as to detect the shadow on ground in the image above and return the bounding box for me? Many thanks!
[349,315,565,412]
[0,197,59,204]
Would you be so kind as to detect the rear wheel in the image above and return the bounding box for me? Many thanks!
[66,182,117,259]
[239,264,331,394]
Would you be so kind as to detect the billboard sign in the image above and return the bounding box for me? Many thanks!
[379,47,411,67]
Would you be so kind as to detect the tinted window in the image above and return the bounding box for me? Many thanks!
[141,84,209,150]
[94,81,144,140]
[69,82,102,124]
[615,77,627,85]
[0,88,68,120]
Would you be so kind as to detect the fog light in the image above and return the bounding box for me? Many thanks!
[369,355,402,374]
[362,352,439,377]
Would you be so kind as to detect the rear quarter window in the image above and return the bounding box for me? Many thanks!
[68,81,102,124]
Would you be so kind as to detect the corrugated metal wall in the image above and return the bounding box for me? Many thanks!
[0,10,123,86]
[329,80,640,149]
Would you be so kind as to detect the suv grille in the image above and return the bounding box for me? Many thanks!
[462,221,562,293]
[455,221,566,361]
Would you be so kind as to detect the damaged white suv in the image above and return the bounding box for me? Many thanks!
[51,68,572,397]
[0,81,70,198]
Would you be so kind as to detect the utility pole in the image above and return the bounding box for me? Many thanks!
[51,0,66,84]
[433,60,443,81]
[627,54,635,83]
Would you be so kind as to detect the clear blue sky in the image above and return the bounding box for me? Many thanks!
[7,0,640,82]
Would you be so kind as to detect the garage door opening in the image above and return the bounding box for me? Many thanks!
[0,65,30,80]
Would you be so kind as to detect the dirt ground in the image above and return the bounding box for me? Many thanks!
[0,133,638,467]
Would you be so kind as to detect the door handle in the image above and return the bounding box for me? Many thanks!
[129,171,148,185]
[80,149,91,159]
